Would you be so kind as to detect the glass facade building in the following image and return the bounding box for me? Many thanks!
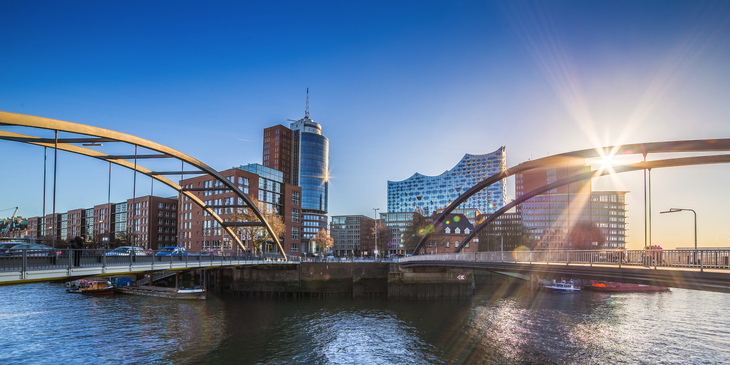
[289,116,329,248]
[262,94,330,254]
[237,163,284,215]
[290,117,329,214]
[387,147,507,216]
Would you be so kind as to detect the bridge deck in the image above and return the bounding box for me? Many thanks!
[0,251,300,285]
[400,250,730,293]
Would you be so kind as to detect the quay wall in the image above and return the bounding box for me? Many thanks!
[212,263,517,299]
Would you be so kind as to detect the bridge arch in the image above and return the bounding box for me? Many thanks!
[0,111,286,259]
[414,139,730,255]
[452,154,730,253]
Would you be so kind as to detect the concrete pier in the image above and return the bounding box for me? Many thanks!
[215,262,480,299]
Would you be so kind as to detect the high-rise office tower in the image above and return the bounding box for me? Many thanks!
[263,90,330,254]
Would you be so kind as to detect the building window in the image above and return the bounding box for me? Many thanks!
[291,243,299,252]
[445,227,451,234]
[292,191,300,205]
[291,226,299,240]
[446,241,450,248]
[292,209,299,223]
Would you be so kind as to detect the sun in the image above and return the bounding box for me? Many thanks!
[600,155,614,170]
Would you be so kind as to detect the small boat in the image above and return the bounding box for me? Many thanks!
[66,279,114,295]
[115,285,206,300]
[543,280,581,293]
[589,282,669,292]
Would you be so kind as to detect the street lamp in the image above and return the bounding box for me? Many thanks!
[660,208,697,250]
[373,208,380,260]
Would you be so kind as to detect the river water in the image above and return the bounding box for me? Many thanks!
[1,282,729,364]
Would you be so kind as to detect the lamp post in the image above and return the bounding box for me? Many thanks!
[373,208,380,260]
[660,208,697,250]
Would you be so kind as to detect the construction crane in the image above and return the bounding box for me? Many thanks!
[1,207,18,237]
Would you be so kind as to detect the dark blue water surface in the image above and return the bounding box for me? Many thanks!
[1,283,728,364]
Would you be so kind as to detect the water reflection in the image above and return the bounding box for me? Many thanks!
[0,283,729,364]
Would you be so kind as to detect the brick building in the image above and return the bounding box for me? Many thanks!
[178,164,301,255]
[421,212,479,255]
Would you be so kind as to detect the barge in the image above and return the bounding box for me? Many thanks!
[115,285,206,300]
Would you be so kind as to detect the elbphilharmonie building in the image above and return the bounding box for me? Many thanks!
[387,147,507,215]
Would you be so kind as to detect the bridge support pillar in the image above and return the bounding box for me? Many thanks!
[529,274,541,291]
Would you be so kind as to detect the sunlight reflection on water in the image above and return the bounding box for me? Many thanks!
[0,283,728,364]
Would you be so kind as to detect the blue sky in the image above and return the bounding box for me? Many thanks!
[2,1,730,248]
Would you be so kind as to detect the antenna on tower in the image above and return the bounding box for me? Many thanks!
[305,88,310,118]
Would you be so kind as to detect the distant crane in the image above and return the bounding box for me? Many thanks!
[1,207,18,237]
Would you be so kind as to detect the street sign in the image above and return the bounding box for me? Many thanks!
[457,274,467,281]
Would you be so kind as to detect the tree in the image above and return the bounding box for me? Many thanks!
[371,222,392,255]
[567,221,605,250]
[400,212,433,254]
[313,228,333,253]
[227,196,286,255]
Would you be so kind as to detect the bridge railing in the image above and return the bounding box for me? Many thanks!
[400,249,730,272]
[0,248,300,273]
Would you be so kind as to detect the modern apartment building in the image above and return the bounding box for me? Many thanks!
[330,215,376,257]
[516,163,628,249]
[387,147,507,217]
[24,195,177,249]
[178,164,302,254]
[379,211,417,256]
[126,195,179,249]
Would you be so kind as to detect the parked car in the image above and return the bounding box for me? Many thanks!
[0,242,59,257]
[155,246,187,256]
[190,249,214,256]
[104,246,148,256]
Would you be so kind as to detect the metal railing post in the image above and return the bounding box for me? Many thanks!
[700,250,704,272]
[21,250,27,279]
[590,251,593,267]
[102,252,106,269]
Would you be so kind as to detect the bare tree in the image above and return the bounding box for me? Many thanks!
[369,222,392,256]
[227,196,286,255]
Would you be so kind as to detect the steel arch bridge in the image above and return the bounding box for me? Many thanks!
[414,139,730,255]
[0,111,286,259]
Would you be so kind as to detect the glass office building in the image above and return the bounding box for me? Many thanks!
[290,116,329,246]
[387,147,506,216]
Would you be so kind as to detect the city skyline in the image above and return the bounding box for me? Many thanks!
[2,1,730,249]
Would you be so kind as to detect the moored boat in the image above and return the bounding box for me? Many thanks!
[589,282,669,292]
[66,279,114,295]
[543,280,581,293]
[115,285,206,300]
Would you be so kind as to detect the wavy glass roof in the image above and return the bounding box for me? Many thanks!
[388,147,506,215]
